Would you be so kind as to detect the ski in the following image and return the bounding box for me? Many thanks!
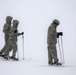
[0,55,18,61]
[49,62,64,66]
[6,56,19,61]
[8,56,19,61]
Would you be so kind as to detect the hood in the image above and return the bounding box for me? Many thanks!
[6,16,12,24]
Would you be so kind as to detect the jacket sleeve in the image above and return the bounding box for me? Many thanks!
[3,24,9,33]
[18,33,22,36]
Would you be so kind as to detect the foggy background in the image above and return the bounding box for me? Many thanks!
[0,0,76,65]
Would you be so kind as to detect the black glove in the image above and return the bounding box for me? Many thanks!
[21,32,24,35]
[59,32,63,36]
[57,32,63,38]
[57,33,59,38]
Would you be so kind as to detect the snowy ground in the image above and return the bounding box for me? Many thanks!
[0,0,76,75]
[0,58,76,75]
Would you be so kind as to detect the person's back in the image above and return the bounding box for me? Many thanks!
[47,23,57,44]
[3,16,12,35]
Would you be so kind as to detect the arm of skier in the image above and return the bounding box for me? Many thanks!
[18,32,24,36]
[3,24,9,33]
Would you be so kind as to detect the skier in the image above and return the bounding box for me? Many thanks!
[47,19,62,65]
[0,16,13,55]
[3,20,24,60]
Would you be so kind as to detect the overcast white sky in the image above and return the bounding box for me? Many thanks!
[0,0,76,65]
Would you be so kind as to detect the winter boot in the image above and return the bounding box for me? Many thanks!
[9,56,18,61]
[4,56,9,60]
[48,62,54,65]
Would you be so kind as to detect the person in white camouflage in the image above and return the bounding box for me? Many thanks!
[3,20,24,60]
[47,19,60,65]
[0,16,13,55]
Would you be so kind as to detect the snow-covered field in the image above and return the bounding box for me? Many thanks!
[0,58,76,75]
[0,0,76,75]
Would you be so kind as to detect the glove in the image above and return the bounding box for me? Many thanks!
[57,33,59,38]
[58,32,63,36]
[57,32,63,38]
[57,32,63,36]
[21,32,24,35]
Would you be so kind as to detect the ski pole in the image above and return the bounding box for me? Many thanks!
[22,34,24,60]
[57,38,63,63]
[61,36,65,63]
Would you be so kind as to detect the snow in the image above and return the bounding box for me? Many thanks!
[0,58,76,75]
[0,0,76,75]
